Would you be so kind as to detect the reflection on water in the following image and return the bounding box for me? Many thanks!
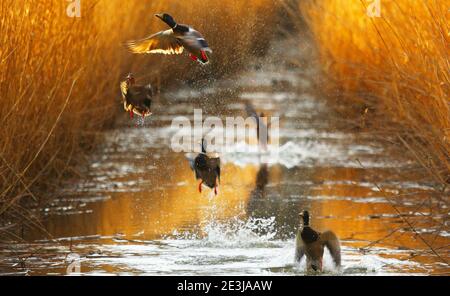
[0,39,448,276]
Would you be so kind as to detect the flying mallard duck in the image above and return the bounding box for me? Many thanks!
[126,13,212,65]
[120,73,153,119]
[295,210,341,272]
[189,139,221,195]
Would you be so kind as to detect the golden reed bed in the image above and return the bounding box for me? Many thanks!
[1,0,447,236]
[300,0,449,184]
[0,0,277,231]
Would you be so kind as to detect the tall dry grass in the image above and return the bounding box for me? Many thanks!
[300,0,449,185]
[0,0,279,238]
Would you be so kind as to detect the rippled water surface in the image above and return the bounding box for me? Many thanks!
[0,39,448,276]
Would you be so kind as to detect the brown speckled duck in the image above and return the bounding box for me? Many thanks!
[126,13,212,65]
[120,73,153,119]
[295,210,341,272]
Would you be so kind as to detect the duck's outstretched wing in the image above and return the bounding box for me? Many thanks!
[186,153,196,171]
[321,230,341,267]
[120,81,128,99]
[120,81,133,112]
[126,30,184,55]
[295,231,305,263]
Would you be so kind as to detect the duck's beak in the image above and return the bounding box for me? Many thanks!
[155,14,163,20]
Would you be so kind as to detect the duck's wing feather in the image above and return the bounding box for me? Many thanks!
[126,30,184,55]
[216,165,221,184]
[186,153,196,171]
[120,81,136,110]
[321,230,341,267]
[120,81,128,99]
[186,154,203,180]
[179,28,212,52]
[295,230,305,262]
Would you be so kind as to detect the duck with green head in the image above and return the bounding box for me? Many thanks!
[126,13,212,65]
[295,210,341,272]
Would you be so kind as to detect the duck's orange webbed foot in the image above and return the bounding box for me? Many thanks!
[190,54,198,61]
[214,186,218,195]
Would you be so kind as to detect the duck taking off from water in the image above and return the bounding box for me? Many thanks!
[120,73,153,119]
[126,13,212,65]
[295,210,341,272]
[191,139,221,195]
